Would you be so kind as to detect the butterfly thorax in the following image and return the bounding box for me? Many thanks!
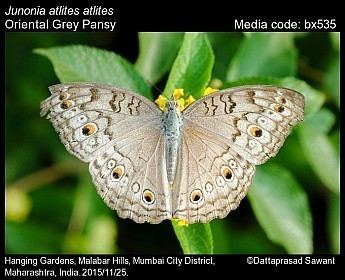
[162,101,183,185]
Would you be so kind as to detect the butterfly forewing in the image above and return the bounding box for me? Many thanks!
[183,86,304,164]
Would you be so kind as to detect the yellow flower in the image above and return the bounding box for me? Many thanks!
[154,95,167,111]
[155,87,218,112]
[185,95,196,107]
[177,219,189,227]
[173,88,184,99]
[172,218,189,227]
[176,98,185,111]
[203,87,219,96]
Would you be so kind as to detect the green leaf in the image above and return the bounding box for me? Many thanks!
[210,220,232,253]
[163,33,214,99]
[323,56,339,108]
[298,112,340,194]
[327,193,340,253]
[34,45,152,99]
[329,32,340,52]
[224,76,326,117]
[135,32,184,84]
[172,221,213,254]
[248,163,313,253]
[211,220,283,253]
[206,33,242,81]
[329,129,340,153]
[301,108,335,134]
[272,132,313,181]
[226,33,297,81]
[274,109,335,184]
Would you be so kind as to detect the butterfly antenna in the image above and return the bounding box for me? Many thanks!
[142,77,169,100]
[152,83,164,96]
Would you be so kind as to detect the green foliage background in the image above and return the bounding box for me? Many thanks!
[5,32,339,254]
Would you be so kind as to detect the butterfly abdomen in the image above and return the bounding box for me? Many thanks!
[162,101,183,184]
[166,141,179,184]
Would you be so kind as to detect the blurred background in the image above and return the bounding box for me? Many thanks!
[5,32,339,254]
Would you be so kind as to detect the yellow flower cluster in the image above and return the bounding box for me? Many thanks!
[155,87,219,111]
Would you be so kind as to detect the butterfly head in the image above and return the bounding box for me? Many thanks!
[155,89,197,112]
[166,100,180,112]
[154,94,183,112]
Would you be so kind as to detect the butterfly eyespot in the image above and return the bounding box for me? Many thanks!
[190,189,203,203]
[60,100,74,110]
[59,93,69,101]
[221,166,233,181]
[111,165,124,181]
[229,159,237,168]
[258,117,267,124]
[88,138,96,145]
[271,103,285,113]
[132,182,140,193]
[142,190,155,205]
[205,182,214,193]
[216,176,225,187]
[107,159,116,169]
[82,123,97,136]
[248,125,263,138]
[276,96,287,104]
[78,115,88,123]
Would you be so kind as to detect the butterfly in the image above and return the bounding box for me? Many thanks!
[40,83,304,224]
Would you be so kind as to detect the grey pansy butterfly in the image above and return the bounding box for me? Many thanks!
[40,83,304,224]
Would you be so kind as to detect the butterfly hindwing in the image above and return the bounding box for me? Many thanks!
[88,130,172,224]
[172,121,255,223]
